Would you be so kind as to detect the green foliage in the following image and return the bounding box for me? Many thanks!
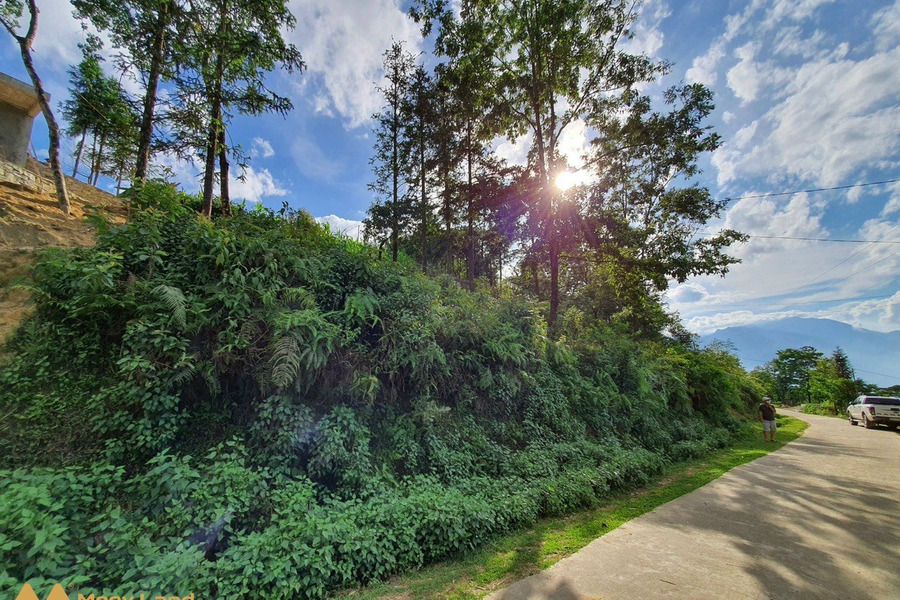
[0,189,754,597]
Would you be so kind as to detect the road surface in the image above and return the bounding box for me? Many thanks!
[486,411,900,600]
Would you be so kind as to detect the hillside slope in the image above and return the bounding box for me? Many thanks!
[0,158,126,342]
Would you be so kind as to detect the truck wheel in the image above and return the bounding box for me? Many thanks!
[849,415,857,426]
[862,414,875,429]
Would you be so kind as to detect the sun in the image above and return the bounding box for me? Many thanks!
[554,170,579,191]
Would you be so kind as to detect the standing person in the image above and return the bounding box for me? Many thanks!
[759,396,777,442]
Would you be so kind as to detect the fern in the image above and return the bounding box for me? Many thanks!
[270,334,302,389]
[342,289,382,329]
[280,287,316,309]
[153,284,187,330]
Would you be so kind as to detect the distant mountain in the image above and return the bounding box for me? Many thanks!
[698,317,900,387]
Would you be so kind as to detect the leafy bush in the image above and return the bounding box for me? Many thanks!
[0,194,757,597]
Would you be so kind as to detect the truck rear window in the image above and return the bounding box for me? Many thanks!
[863,397,900,406]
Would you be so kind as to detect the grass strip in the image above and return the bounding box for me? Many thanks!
[339,415,808,600]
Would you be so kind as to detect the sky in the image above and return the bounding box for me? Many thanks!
[2,0,900,341]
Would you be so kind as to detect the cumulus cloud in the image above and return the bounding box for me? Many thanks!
[714,47,900,187]
[230,166,287,203]
[760,0,837,31]
[686,42,726,86]
[316,215,363,239]
[286,0,422,128]
[150,153,287,203]
[621,0,670,59]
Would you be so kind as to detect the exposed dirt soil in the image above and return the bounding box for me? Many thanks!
[0,159,127,343]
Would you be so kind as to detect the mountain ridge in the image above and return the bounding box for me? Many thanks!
[699,317,900,387]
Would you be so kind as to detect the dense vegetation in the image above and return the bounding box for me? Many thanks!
[0,187,759,598]
[748,345,896,416]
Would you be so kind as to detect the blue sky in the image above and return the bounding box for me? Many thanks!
[3,0,899,338]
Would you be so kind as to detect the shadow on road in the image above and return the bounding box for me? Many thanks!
[657,415,899,600]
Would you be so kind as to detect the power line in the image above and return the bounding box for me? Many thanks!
[781,223,900,301]
[726,177,900,202]
[746,235,900,244]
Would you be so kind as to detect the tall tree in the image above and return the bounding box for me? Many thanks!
[417,1,508,288]
[417,0,742,332]
[61,43,138,186]
[73,0,184,182]
[182,0,302,217]
[366,42,416,261]
[404,64,435,273]
[416,0,664,325]
[584,84,745,328]
[1,0,70,214]
[832,347,854,380]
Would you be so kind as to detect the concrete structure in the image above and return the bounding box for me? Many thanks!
[0,72,44,166]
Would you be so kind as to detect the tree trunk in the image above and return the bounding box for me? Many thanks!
[549,216,559,329]
[391,102,399,262]
[200,110,219,217]
[218,127,231,216]
[134,2,171,182]
[420,138,427,274]
[11,1,69,214]
[92,133,106,186]
[465,121,475,291]
[72,130,87,178]
[443,174,453,275]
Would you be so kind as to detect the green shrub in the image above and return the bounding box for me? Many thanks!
[0,190,757,597]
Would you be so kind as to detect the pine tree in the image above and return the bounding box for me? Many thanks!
[366,42,416,262]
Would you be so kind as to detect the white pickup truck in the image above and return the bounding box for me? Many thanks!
[847,395,900,430]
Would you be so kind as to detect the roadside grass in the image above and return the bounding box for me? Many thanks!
[801,403,846,419]
[339,415,808,600]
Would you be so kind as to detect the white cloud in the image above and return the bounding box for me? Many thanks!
[760,0,836,31]
[230,166,287,203]
[316,214,363,239]
[286,0,422,128]
[714,46,900,187]
[872,0,900,52]
[686,42,725,86]
[732,121,758,149]
[771,27,827,59]
[725,42,762,103]
[151,153,287,204]
[621,0,670,59]
[726,42,793,104]
[252,137,275,159]
[24,0,87,70]
[493,132,532,168]
[880,180,900,217]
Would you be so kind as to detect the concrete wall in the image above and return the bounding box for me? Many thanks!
[0,103,35,166]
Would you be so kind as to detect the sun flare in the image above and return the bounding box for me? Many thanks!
[555,170,579,191]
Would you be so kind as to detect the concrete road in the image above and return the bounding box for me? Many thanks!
[486,411,900,600]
